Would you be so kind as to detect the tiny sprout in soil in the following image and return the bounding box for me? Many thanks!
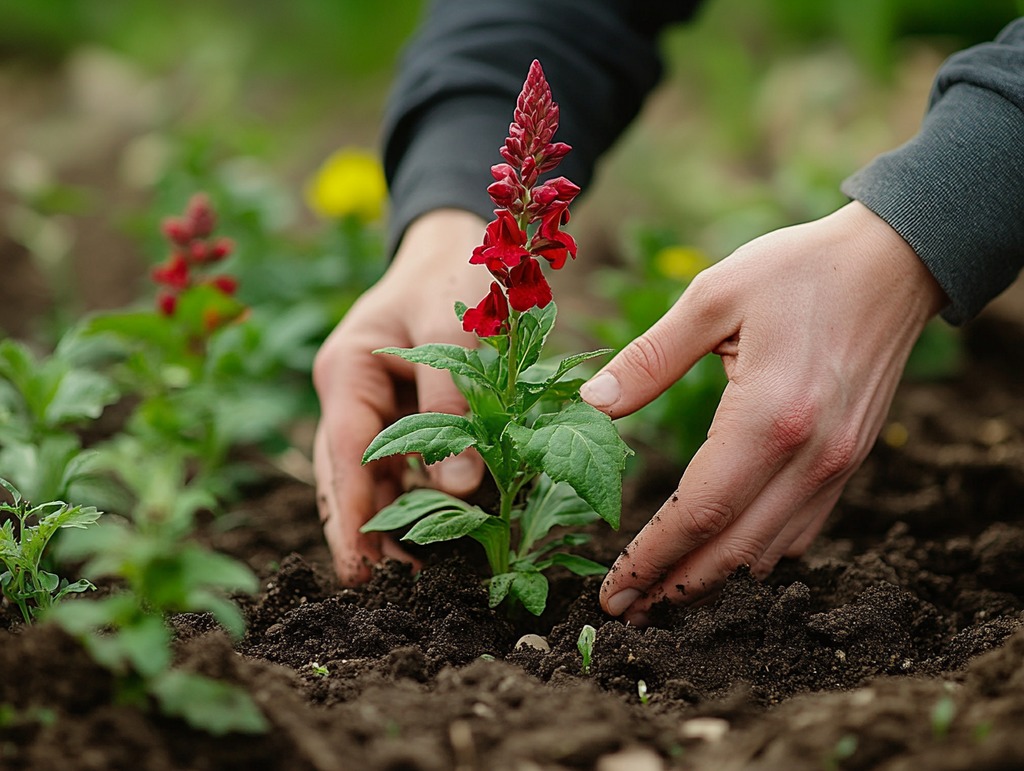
[637,679,650,704]
[578,624,596,675]
[359,60,631,616]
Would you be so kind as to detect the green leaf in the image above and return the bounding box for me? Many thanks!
[363,412,478,465]
[150,671,268,735]
[44,369,119,427]
[119,614,174,678]
[518,475,598,557]
[454,301,468,321]
[509,571,549,616]
[488,573,515,608]
[360,489,472,533]
[516,303,557,373]
[0,478,22,506]
[36,571,59,593]
[505,402,632,529]
[403,508,492,545]
[374,344,500,393]
[537,553,608,577]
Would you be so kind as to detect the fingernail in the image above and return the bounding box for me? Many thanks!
[605,587,641,617]
[581,372,620,408]
[437,454,477,492]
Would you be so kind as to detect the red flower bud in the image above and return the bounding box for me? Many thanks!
[185,193,216,238]
[209,237,234,261]
[208,275,238,296]
[189,241,209,264]
[161,217,192,246]
[157,291,178,316]
[152,252,191,289]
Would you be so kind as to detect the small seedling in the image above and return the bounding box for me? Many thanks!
[637,679,650,705]
[823,734,857,771]
[577,624,596,674]
[310,662,329,677]
[0,477,100,624]
[931,694,957,739]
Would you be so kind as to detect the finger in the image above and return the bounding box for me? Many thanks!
[415,364,485,496]
[600,380,808,616]
[613,472,845,624]
[315,421,382,584]
[581,272,739,418]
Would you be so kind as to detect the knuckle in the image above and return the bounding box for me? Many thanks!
[623,334,671,385]
[809,429,860,485]
[764,398,818,458]
[674,498,736,544]
[713,533,766,574]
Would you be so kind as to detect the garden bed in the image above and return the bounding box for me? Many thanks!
[2,304,1024,771]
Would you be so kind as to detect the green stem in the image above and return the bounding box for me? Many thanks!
[505,310,521,408]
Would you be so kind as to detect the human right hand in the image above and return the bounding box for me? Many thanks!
[313,209,490,583]
[586,202,948,624]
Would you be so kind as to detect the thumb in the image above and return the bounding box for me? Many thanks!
[581,274,738,418]
[415,366,485,496]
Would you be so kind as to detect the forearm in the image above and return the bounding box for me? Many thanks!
[842,17,1024,324]
[381,0,701,252]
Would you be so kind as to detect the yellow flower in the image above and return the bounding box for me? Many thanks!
[653,245,713,283]
[305,148,387,222]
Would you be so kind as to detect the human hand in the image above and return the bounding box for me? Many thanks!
[585,202,947,624]
[313,209,491,583]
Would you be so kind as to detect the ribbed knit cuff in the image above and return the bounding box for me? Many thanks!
[385,97,509,254]
[842,83,1024,325]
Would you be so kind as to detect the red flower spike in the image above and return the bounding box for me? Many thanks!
[462,282,510,337]
[506,257,552,312]
[152,252,191,290]
[185,194,216,238]
[469,210,530,272]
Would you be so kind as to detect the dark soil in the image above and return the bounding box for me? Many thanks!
[3,301,1024,770]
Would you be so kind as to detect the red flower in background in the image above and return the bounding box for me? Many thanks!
[462,282,510,337]
[464,60,579,333]
[152,194,239,317]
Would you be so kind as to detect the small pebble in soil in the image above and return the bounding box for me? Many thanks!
[596,747,665,771]
[679,717,730,743]
[515,634,550,652]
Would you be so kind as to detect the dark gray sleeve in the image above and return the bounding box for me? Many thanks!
[842,18,1024,325]
[381,0,700,253]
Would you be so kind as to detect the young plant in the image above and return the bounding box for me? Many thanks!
[359,61,632,615]
[50,452,266,736]
[577,624,596,675]
[0,478,100,624]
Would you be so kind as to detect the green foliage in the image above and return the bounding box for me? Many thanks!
[577,624,596,675]
[362,302,632,616]
[51,453,265,735]
[0,339,118,503]
[0,477,100,624]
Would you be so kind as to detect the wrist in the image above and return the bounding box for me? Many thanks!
[832,201,948,322]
